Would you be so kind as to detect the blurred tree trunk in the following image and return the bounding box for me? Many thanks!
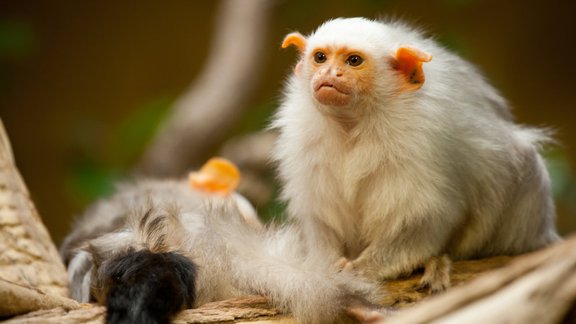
[135,0,277,177]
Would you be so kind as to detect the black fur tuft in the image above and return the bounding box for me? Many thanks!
[104,250,197,324]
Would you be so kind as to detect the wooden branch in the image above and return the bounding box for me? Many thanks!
[4,305,104,324]
[135,0,278,177]
[383,235,576,324]
[379,256,512,309]
[5,237,576,323]
[0,278,79,317]
[173,297,284,323]
[0,119,68,300]
[4,297,284,324]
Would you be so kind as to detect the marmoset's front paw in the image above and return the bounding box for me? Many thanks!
[416,255,451,294]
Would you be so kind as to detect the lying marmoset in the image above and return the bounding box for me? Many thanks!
[61,158,379,324]
[272,17,560,291]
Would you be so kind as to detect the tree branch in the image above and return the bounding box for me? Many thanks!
[0,278,79,317]
[0,119,69,299]
[384,235,576,323]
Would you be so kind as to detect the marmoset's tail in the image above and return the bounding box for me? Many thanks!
[103,250,196,324]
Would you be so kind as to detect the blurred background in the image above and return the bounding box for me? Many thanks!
[0,0,575,246]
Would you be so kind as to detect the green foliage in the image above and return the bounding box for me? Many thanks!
[0,20,34,58]
[436,33,470,59]
[65,160,120,206]
[259,180,287,223]
[107,96,174,166]
[66,96,174,206]
[546,150,576,210]
[0,19,34,93]
[236,100,277,134]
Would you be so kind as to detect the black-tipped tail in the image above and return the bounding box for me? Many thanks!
[104,250,197,324]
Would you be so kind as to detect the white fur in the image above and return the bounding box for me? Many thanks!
[272,18,559,280]
[66,250,93,302]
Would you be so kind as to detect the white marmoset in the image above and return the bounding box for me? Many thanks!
[272,17,560,292]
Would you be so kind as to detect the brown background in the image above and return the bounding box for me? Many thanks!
[1,0,575,245]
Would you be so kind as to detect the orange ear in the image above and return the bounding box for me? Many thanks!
[189,157,240,196]
[392,46,432,90]
[282,32,307,53]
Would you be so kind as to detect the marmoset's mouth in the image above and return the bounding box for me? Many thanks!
[315,82,349,95]
[313,81,351,107]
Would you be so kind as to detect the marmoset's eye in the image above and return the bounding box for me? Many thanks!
[314,51,327,63]
[346,55,364,66]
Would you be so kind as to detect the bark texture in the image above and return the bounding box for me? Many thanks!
[383,235,576,324]
[0,119,68,308]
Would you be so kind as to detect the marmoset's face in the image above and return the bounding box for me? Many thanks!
[306,45,374,107]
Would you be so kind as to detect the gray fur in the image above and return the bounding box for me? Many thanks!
[62,179,376,323]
